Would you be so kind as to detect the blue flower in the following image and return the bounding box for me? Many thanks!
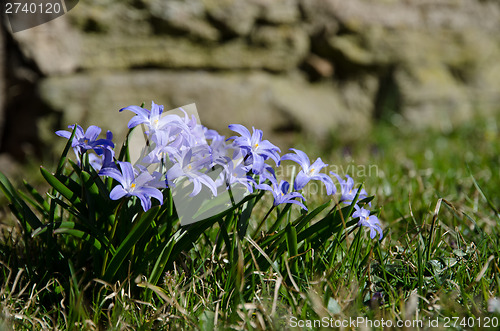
[207,135,234,168]
[142,129,176,164]
[120,101,186,135]
[330,173,368,204]
[165,149,218,197]
[281,148,335,194]
[256,164,277,185]
[216,159,256,193]
[56,125,114,155]
[90,148,117,172]
[256,179,307,210]
[352,206,383,240]
[204,127,222,141]
[100,161,164,211]
[228,124,281,174]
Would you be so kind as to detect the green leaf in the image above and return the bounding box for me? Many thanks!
[46,192,87,223]
[199,310,215,331]
[103,206,160,281]
[294,200,331,232]
[268,204,292,234]
[297,201,356,243]
[0,171,17,201]
[40,167,86,212]
[17,189,47,217]
[238,197,255,239]
[166,192,259,268]
[0,171,43,231]
[22,180,50,213]
[470,171,500,219]
[54,228,103,251]
[32,221,113,255]
[56,124,78,175]
[286,223,298,274]
[144,235,178,302]
[86,164,114,204]
[249,200,332,272]
[80,170,116,219]
[286,224,298,258]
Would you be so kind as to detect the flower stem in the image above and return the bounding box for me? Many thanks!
[253,205,275,237]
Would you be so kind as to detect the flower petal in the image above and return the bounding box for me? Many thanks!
[120,105,149,116]
[294,171,310,190]
[127,116,147,129]
[117,161,135,187]
[109,186,128,200]
[85,125,102,141]
[228,124,251,139]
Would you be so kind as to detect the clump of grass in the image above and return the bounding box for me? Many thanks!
[2,113,500,329]
[1,102,383,330]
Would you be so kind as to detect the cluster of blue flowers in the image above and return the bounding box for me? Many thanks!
[56,102,382,240]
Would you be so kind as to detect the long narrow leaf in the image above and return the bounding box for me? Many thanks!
[53,228,103,251]
[145,236,177,302]
[23,180,50,213]
[166,192,259,267]
[40,167,86,212]
[0,171,17,201]
[17,190,48,217]
[238,197,255,239]
[286,224,298,274]
[56,125,77,175]
[0,172,43,230]
[103,206,160,281]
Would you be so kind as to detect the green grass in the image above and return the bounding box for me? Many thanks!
[2,115,500,330]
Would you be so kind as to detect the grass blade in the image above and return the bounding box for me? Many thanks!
[56,125,77,175]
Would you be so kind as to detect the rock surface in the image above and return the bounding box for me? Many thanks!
[38,70,366,152]
[0,26,4,147]
[2,0,500,158]
[8,14,80,75]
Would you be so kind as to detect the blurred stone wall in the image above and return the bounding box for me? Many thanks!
[0,24,4,147]
[2,0,500,160]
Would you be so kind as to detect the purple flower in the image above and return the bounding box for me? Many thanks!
[228,124,281,174]
[165,149,218,197]
[352,206,383,240]
[281,148,335,194]
[256,164,277,185]
[208,136,234,168]
[142,129,176,164]
[120,101,186,135]
[182,112,207,147]
[100,161,164,211]
[256,179,307,210]
[204,127,223,141]
[216,159,256,193]
[331,173,368,204]
[56,125,114,155]
[90,148,117,172]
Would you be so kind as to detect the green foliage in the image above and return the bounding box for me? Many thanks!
[0,124,374,330]
[3,114,500,329]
